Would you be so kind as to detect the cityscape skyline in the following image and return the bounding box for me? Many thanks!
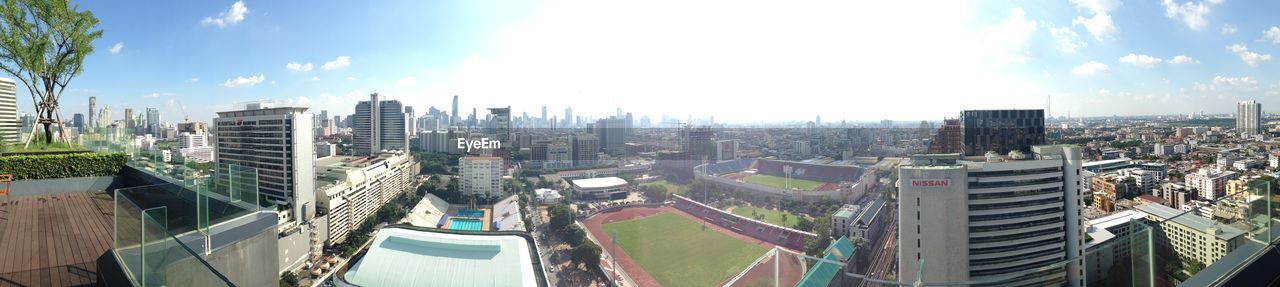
[15,1,1280,125]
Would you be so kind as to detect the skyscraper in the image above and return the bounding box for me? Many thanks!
[898,145,1084,286]
[960,109,1045,156]
[98,106,111,128]
[88,96,96,129]
[214,102,315,223]
[540,106,547,127]
[1237,100,1262,137]
[0,78,16,144]
[123,108,135,129]
[145,107,161,135]
[353,93,407,155]
[595,116,629,156]
[564,107,573,128]
[451,95,459,127]
[72,113,84,129]
[488,107,511,148]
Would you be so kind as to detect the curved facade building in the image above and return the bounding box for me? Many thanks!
[898,145,1084,286]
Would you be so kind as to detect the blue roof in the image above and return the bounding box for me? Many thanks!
[857,197,886,225]
[796,236,856,287]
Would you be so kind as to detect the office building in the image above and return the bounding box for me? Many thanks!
[71,113,84,129]
[146,107,161,135]
[488,107,511,148]
[929,118,963,153]
[960,109,1045,156]
[460,156,503,199]
[417,130,450,153]
[1237,100,1262,137]
[451,95,459,126]
[314,152,416,245]
[87,96,96,129]
[98,106,110,128]
[898,145,1084,286]
[0,78,16,144]
[214,102,315,223]
[123,108,135,129]
[571,134,598,167]
[353,93,407,155]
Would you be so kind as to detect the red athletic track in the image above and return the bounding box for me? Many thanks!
[582,205,804,287]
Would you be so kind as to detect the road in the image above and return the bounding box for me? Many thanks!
[861,208,898,287]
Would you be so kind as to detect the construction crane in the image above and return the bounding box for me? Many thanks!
[174,99,190,122]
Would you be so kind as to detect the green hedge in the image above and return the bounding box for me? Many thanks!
[0,152,128,180]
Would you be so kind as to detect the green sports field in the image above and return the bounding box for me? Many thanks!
[742,174,826,191]
[639,179,690,195]
[602,212,767,287]
[730,206,801,228]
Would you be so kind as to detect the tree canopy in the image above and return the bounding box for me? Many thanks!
[0,0,102,145]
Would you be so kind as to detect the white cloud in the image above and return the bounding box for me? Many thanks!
[286,62,313,72]
[143,92,174,98]
[321,56,351,70]
[1069,0,1119,41]
[1212,76,1258,88]
[1169,55,1199,64]
[346,76,357,81]
[1042,69,1050,79]
[1264,27,1280,44]
[1222,23,1237,34]
[981,8,1037,64]
[1047,25,1086,53]
[1072,14,1117,41]
[109,42,123,54]
[1227,44,1273,66]
[395,76,417,88]
[221,74,265,88]
[1072,61,1109,75]
[1118,53,1163,68]
[310,76,320,81]
[1097,89,1112,96]
[1161,0,1218,31]
[202,1,249,28]
[186,77,200,83]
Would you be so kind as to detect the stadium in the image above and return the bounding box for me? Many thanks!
[695,159,872,201]
[581,195,819,287]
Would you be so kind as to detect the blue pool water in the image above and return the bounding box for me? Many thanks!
[457,209,485,218]
[448,218,483,231]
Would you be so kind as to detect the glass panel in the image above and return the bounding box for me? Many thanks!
[139,207,233,287]
[141,207,168,286]
[114,191,146,284]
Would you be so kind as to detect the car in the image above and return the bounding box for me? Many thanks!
[548,266,556,273]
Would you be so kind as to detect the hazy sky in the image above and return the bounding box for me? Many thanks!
[17,0,1280,124]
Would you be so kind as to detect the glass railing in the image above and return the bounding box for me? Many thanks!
[114,186,236,286]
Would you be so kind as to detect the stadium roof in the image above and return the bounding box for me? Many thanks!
[796,236,856,287]
[343,227,541,286]
[571,177,628,189]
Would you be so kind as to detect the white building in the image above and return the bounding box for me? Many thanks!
[316,142,337,158]
[1237,100,1262,137]
[1132,203,1245,265]
[535,188,563,204]
[1082,210,1146,283]
[1184,168,1239,201]
[0,78,17,144]
[314,152,417,245]
[214,103,315,224]
[898,145,1084,286]
[571,177,629,201]
[831,204,860,239]
[460,156,503,199]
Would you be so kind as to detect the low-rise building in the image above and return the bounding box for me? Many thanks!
[571,177,628,201]
[1133,203,1246,266]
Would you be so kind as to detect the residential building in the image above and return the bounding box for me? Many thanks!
[146,107,161,135]
[1237,100,1262,137]
[960,109,1046,156]
[313,152,417,245]
[1185,168,1239,201]
[0,78,15,144]
[1133,203,1245,265]
[460,156,503,199]
[928,118,962,153]
[214,103,315,223]
[898,145,1084,286]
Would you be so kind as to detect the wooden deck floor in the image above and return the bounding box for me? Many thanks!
[0,192,115,286]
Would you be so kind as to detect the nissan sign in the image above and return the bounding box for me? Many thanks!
[910,179,950,188]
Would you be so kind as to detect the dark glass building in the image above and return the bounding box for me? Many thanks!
[961,109,1045,156]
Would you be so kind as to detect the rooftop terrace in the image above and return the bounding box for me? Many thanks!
[0,192,115,286]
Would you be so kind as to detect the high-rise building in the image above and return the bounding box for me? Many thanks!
[1184,168,1239,201]
[460,156,503,199]
[1237,100,1262,136]
[19,113,33,136]
[488,107,511,147]
[98,106,111,128]
[929,118,963,153]
[353,93,407,155]
[404,106,416,135]
[594,116,629,155]
[72,113,85,129]
[315,152,416,245]
[961,109,1045,156]
[145,107,161,135]
[451,95,459,127]
[898,145,1084,286]
[88,96,96,129]
[564,107,573,128]
[571,134,598,167]
[214,102,315,223]
[0,78,16,144]
[123,108,135,129]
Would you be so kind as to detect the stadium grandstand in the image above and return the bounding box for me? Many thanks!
[695,158,873,201]
[671,194,814,251]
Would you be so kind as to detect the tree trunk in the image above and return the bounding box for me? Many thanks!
[43,108,53,144]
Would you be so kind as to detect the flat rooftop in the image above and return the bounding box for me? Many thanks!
[0,192,115,286]
[1133,203,1246,241]
[343,227,541,287]
[572,177,628,189]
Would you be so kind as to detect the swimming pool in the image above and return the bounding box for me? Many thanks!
[457,209,485,218]
[448,218,484,231]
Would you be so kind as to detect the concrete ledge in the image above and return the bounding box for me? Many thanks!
[8,176,119,196]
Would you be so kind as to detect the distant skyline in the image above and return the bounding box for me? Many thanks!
[15,0,1280,124]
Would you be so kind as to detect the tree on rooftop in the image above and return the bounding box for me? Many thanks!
[0,0,102,146]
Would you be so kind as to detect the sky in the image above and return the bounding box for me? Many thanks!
[16,0,1280,124]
